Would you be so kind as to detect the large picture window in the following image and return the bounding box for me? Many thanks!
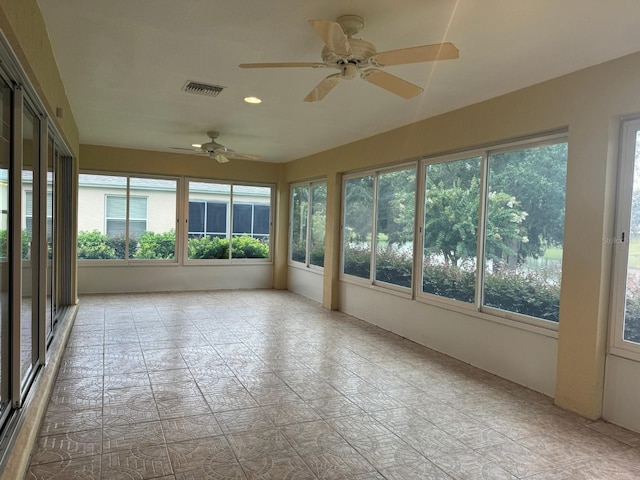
[77,174,177,261]
[187,180,272,260]
[290,180,326,267]
[419,138,567,325]
[342,165,416,289]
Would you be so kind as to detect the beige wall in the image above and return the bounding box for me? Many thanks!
[282,51,640,419]
[0,0,79,157]
[80,144,280,182]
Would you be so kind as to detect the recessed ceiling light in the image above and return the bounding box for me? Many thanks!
[191,143,201,148]
[244,96,262,104]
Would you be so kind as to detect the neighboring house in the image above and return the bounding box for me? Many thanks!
[76,174,271,241]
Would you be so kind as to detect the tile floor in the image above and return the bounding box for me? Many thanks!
[25,290,640,479]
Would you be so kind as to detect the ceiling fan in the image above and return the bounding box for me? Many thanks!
[171,131,260,163]
[239,15,459,102]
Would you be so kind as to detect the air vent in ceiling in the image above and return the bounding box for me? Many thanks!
[182,81,225,97]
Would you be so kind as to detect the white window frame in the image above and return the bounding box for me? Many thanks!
[184,178,274,264]
[77,172,179,264]
[609,116,640,361]
[417,133,567,331]
[341,162,418,295]
[289,179,326,270]
[417,150,485,311]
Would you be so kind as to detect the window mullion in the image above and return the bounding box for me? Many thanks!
[371,173,379,284]
[10,85,23,408]
[415,162,427,298]
[229,185,234,260]
[476,152,490,312]
[305,184,312,267]
[36,114,48,366]
[125,177,130,260]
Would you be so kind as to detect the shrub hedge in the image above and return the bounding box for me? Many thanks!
[78,231,270,260]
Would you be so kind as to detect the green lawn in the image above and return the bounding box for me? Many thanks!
[543,246,563,261]
[542,238,640,269]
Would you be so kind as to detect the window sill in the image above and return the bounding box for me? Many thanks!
[288,262,324,274]
[339,274,413,300]
[415,293,559,339]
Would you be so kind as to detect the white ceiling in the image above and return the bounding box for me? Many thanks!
[37,0,640,163]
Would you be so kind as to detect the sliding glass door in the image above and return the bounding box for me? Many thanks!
[611,117,640,358]
[0,77,10,424]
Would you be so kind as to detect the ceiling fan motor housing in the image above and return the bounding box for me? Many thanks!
[321,38,376,67]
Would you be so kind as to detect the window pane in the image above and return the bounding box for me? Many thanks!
[106,195,125,218]
[78,173,128,259]
[310,182,326,267]
[253,205,270,235]
[232,185,271,259]
[129,177,175,260]
[129,196,147,220]
[375,168,415,288]
[0,79,9,414]
[623,131,640,343]
[106,219,125,236]
[104,194,128,259]
[188,181,231,260]
[232,204,252,234]
[206,202,227,235]
[423,157,481,302]
[290,185,308,263]
[483,143,567,322]
[21,105,39,386]
[188,201,205,234]
[343,175,374,279]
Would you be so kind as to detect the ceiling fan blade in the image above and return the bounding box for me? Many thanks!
[373,42,459,66]
[308,19,351,56]
[303,74,341,102]
[224,152,261,161]
[239,62,326,69]
[213,153,230,164]
[363,70,423,99]
[170,147,205,154]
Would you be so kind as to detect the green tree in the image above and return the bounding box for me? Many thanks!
[291,186,308,263]
[376,168,416,245]
[489,143,567,260]
[344,175,374,243]
[423,177,479,266]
